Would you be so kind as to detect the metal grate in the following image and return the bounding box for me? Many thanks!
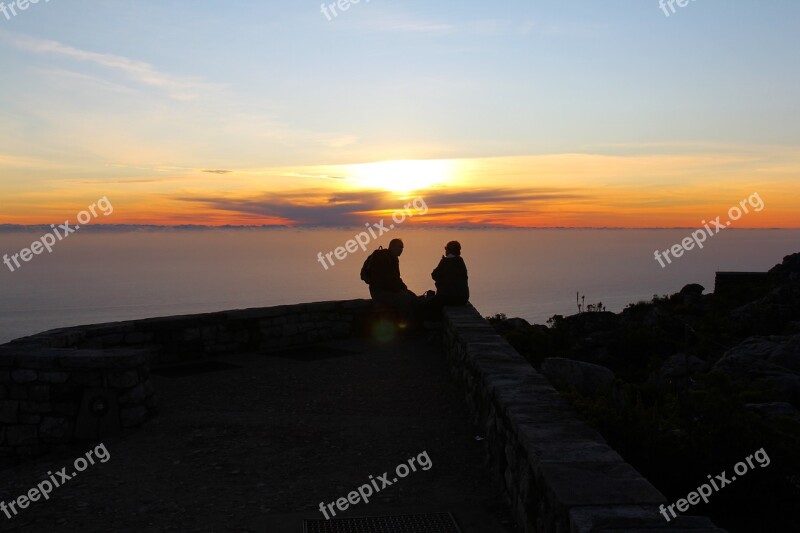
[303,512,462,533]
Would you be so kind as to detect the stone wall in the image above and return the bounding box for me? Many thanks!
[441,304,724,533]
[0,299,373,463]
[1,298,727,531]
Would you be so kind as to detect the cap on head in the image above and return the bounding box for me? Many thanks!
[445,241,461,256]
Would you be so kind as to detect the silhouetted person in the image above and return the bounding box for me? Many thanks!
[366,238,417,326]
[424,241,469,319]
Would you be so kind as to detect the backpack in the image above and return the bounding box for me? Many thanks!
[360,246,386,284]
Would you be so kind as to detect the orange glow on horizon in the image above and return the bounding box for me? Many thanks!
[2,152,799,228]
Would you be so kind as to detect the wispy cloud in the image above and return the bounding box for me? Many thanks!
[353,14,453,33]
[176,187,590,226]
[0,31,218,100]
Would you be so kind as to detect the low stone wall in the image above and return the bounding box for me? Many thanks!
[0,299,373,463]
[441,304,724,533]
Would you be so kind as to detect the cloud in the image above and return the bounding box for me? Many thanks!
[202,169,233,175]
[422,188,588,206]
[0,31,218,100]
[353,15,453,33]
[176,187,590,226]
[177,189,390,226]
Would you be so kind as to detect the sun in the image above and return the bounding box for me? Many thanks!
[348,159,454,193]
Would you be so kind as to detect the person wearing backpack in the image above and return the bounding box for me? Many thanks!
[361,238,418,327]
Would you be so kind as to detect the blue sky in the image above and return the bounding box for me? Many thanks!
[1,0,799,226]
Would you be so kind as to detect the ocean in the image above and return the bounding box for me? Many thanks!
[0,228,797,344]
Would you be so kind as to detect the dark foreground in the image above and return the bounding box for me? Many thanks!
[0,336,514,532]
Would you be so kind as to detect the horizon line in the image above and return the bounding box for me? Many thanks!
[0,224,795,232]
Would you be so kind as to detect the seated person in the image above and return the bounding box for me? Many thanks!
[367,238,417,326]
[424,241,469,318]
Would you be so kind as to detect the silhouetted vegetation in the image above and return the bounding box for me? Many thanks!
[487,253,800,533]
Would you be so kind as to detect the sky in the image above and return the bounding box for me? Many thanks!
[0,0,798,227]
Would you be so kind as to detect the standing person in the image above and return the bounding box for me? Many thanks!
[425,241,469,318]
[364,238,417,326]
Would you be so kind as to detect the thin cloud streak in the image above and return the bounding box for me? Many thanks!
[0,30,219,100]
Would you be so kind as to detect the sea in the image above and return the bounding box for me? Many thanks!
[0,228,797,344]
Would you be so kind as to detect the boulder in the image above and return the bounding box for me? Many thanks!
[714,335,800,406]
[745,402,800,421]
[647,353,707,387]
[561,311,619,338]
[540,357,615,398]
[505,317,531,329]
[679,284,705,305]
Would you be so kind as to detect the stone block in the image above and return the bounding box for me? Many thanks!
[17,350,62,369]
[105,370,140,388]
[38,371,70,384]
[11,369,37,383]
[124,332,153,344]
[48,330,86,348]
[7,384,28,400]
[6,425,37,446]
[52,402,79,416]
[201,325,216,341]
[19,414,42,424]
[40,416,72,442]
[118,383,148,405]
[537,462,665,507]
[28,385,50,401]
[20,401,52,413]
[183,328,201,341]
[81,333,125,349]
[59,349,146,369]
[0,400,19,423]
[69,371,103,387]
[569,505,722,533]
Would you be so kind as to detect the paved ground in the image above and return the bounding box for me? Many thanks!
[0,336,516,532]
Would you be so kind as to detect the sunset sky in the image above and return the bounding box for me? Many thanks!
[1,1,798,227]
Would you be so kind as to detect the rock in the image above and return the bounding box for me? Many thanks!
[728,283,800,336]
[505,317,531,329]
[679,284,705,305]
[768,252,800,284]
[0,400,18,423]
[745,402,800,421]
[11,369,37,383]
[714,335,800,405]
[40,416,72,441]
[120,406,147,428]
[647,353,707,386]
[6,425,38,446]
[680,284,705,297]
[540,357,615,398]
[561,312,619,339]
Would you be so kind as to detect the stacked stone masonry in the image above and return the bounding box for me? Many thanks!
[0,300,373,464]
[1,299,724,532]
[441,305,725,533]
